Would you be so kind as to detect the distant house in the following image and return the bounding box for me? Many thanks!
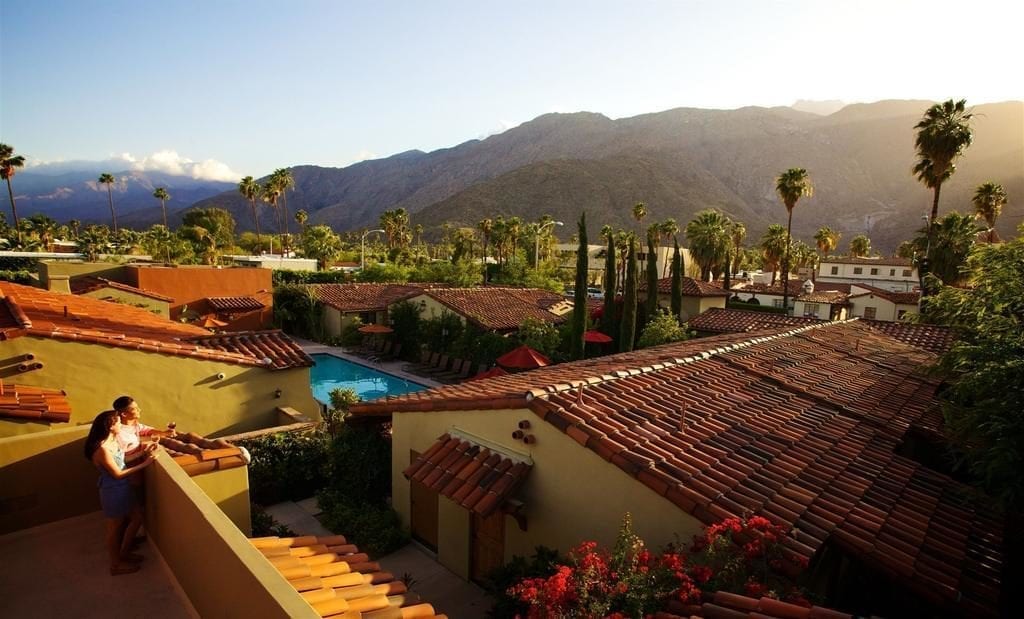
[310,283,437,337]
[793,281,851,320]
[728,280,806,310]
[817,256,917,292]
[638,276,729,321]
[847,284,921,322]
[407,287,572,333]
[227,254,319,271]
[349,321,1001,617]
[0,281,318,438]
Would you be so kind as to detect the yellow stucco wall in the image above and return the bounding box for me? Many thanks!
[0,335,320,438]
[392,408,704,578]
[80,288,170,317]
[147,456,316,618]
[37,261,128,287]
[0,425,98,534]
[651,293,726,322]
[192,465,252,535]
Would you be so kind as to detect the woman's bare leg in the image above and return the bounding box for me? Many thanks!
[107,517,125,568]
[120,506,144,557]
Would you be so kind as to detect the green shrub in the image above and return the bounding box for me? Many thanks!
[638,310,691,348]
[237,431,330,504]
[339,317,365,347]
[0,269,34,284]
[421,311,465,354]
[323,422,392,505]
[250,503,297,537]
[389,300,423,361]
[316,493,409,556]
[272,269,351,286]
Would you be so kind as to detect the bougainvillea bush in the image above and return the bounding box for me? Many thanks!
[507,514,809,618]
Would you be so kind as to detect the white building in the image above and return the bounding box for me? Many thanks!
[816,256,917,292]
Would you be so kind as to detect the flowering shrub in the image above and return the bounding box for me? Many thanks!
[507,514,809,618]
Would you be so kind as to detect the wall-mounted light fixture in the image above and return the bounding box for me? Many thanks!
[274,389,283,399]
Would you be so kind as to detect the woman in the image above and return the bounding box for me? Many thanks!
[84,409,157,575]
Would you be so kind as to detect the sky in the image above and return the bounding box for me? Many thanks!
[2,0,1021,180]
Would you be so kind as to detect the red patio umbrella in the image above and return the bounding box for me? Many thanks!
[496,345,551,370]
[583,330,613,344]
[467,366,509,381]
[358,324,394,334]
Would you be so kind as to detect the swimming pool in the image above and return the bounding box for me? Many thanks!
[309,354,428,403]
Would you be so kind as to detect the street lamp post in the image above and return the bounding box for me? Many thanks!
[534,220,564,269]
[361,229,385,270]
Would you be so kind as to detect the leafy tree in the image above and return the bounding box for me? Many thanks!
[356,262,411,283]
[98,173,118,231]
[775,167,813,311]
[913,99,973,244]
[910,212,978,286]
[644,226,660,324]
[152,187,170,228]
[270,168,295,235]
[637,310,690,348]
[519,317,563,361]
[388,300,422,361]
[848,234,872,257]
[725,220,745,291]
[76,225,111,261]
[478,218,494,283]
[273,284,323,340]
[142,225,195,264]
[409,259,480,287]
[685,209,732,281]
[920,231,1024,507]
[972,182,1008,242]
[601,229,617,348]
[238,175,264,252]
[619,236,638,352]
[670,238,683,320]
[759,224,788,285]
[571,212,588,360]
[0,143,26,242]
[182,207,236,263]
[300,224,342,269]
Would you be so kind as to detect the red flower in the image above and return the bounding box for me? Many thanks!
[690,565,713,584]
[744,578,767,598]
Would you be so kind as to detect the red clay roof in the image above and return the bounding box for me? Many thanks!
[310,283,432,312]
[641,277,730,297]
[70,276,175,302]
[821,256,913,267]
[0,281,304,370]
[860,320,954,354]
[252,534,444,618]
[159,432,247,477]
[404,433,532,517]
[731,280,807,297]
[205,295,266,312]
[661,591,852,618]
[423,287,570,331]
[795,289,850,304]
[186,331,313,369]
[689,308,824,333]
[0,382,72,423]
[352,321,1001,616]
[849,284,921,305]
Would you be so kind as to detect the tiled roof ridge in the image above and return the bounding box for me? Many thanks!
[524,320,842,403]
[0,294,33,329]
[91,277,175,302]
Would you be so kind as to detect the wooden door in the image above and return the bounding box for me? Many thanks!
[409,450,438,551]
[471,509,505,584]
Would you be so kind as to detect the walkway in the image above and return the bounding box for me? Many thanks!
[266,498,492,619]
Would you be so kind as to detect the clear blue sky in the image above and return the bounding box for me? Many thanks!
[2,0,1020,179]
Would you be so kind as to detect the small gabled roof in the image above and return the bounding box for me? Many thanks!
[205,295,266,312]
[849,284,921,305]
[70,276,174,303]
[423,287,570,331]
[310,283,431,312]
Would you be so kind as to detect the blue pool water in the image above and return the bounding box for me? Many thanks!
[310,354,427,403]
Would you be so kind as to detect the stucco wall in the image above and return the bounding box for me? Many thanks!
[37,261,128,288]
[848,296,913,322]
[128,265,272,320]
[80,288,170,317]
[392,408,704,578]
[192,465,252,535]
[407,294,462,326]
[0,335,320,438]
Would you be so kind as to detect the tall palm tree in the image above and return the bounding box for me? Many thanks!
[152,187,170,228]
[760,224,789,285]
[912,212,979,286]
[913,99,973,254]
[295,209,309,232]
[972,182,1008,242]
[0,143,26,242]
[814,226,839,259]
[685,209,732,281]
[632,202,647,238]
[98,173,118,231]
[726,220,746,290]
[478,218,493,283]
[775,168,813,311]
[659,218,679,277]
[238,175,263,252]
[270,168,295,235]
[849,234,872,257]
[262,181,283,234]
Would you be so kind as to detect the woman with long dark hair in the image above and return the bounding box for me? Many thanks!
[83,410,157,575]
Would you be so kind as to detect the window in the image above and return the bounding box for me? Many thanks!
[890,269,896,276]
[803,303,820,317]
[853,267,863,274]
[870,268,879,275]
[903,269,912,277]
[897,309,907,320]
[830,266,839,275]
[863,306,877,319]
[773,299,784,309]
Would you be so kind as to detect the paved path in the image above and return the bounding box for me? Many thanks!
[265,498,492,618]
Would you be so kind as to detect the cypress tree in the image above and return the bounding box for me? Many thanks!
[671,238,683,321]
[620,236,638,352]
[645,229,660,322]
[571,212,588,360]
[601,231,617,346]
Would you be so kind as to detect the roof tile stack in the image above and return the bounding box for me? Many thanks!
[849,283,921,305]
[658,591,852,618]
[688,308,824,334]
[205,296,267,312]
[641,277,729,297]
[0,382,72,423]
[252,534,446,618]
[158,432,248,477]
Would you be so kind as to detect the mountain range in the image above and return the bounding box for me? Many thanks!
[12,100,1022,251]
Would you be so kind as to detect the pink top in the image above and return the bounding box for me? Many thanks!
[116,421,155,454]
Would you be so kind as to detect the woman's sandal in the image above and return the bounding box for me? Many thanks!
[120,552,145,563]
[110,564,140,576]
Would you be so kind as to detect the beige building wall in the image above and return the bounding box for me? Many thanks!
[192,465,253,535]
[391,408,704,579]
[322,307,388,338]
[650,293,725,322]
[0,336,319,438]
[848,296,913,322]
[37,261,128,288]
[794,300,835,320]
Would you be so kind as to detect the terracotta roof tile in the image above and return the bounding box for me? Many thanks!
[159,432,247,476]
[731,280,807,297]
[310,283,436,312]
[205,295,266,312]
[641,277,730,297]
[848,284,921,305]
[795,290,850,304]
[404,433,531,516]
[860,320,954,354]
[355,320,1002,617]
[0,381,72,423]
[689,308,824,334]
[0,281,306,370]
[186,330,314,369]
[252,534,444,618]
[70,276,175,302]
[660,591,852,618]
[423,287,571,331]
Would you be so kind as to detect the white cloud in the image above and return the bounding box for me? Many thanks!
[26,150,242,182]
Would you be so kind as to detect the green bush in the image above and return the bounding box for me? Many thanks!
[316,493,409,556]
[0,269,34,284]
[237,431,330,504]
[273,269,351,286]
[323,422,392,505]
[638,310,690,348]
[421,311,465,354]
[356,262,411,283]
[389,300,423,361]
[250,503,297,537]
[339,316,365,347]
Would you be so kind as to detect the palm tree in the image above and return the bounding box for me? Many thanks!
[725,221,746,291]
[0,143,26,242]
[295,209,309,232]
[912,212,979,285]
[270,168,295,235]
[478,218,493,283]
[68,219,81,240]
[814,226,839,259]
[98,173,118,231]
[238,176,263,252]
[849,234,872,257]
[685,209,732,281]
[262,181,283,235]
[760,224,789,285]
[972,182,1008,242]
[152,187,170,228]
[775,168,813,310]
[632,202,647,238]
[659,218,679,277]
[913,99,973,253]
